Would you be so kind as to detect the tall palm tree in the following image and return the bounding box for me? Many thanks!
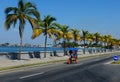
[87,33,94,47]
[103,35,108,52]
[103,34,113,52]
[86,33,95,54]
[103,35,108,47]
[71,28,81,47]
[93,32,101,47]
[82,30,89,54]
[114,39,120,49]
[54,23,71,55]
[32,15,56,58]
[103,35,112,47]
[93,32,102,53]
[4,0,40,60]
[107,35,113,49]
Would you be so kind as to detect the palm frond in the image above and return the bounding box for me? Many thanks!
[24,2,37,10]
[43,15,56,26]
[4,14,18,30]
[18,0,24,11]
[5,7,19,14]
[26,9,40,20]
[27,16,39,29]
[31,28,43,39]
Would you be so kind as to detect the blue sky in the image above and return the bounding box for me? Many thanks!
[0,0,120,45]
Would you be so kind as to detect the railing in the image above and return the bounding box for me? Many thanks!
[0,48,119,60]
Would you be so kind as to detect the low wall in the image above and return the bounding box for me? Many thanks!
[0,49,114,60]
[0,51,65,60]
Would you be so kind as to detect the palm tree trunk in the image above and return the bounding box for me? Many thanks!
[104,42,107,52]
[44,35,47,58]
[18,24,23,60]
[83,39,85,54]
[53,40,57,47]
[63,40,66,56]
[18,37,22,60]
[73,41,76,48]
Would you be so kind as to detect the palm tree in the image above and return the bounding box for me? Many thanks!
[93,32,102,53]
[86,33,95,54]
[54,23,71,55]
[32,15,56,58]
[107,35,113,50]
[104,35,112,47]
[93,32,101,47]
[114,39,120,49]
[71,28,81,47]
[103,34,113,52]
[87,33,94,47]
[82,30,89,54]
[4,0,40,60]
[103,35,108,52]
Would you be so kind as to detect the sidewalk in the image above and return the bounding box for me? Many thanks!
[0,51,119,69]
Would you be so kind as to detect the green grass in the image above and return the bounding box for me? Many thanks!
[111,60,120,64]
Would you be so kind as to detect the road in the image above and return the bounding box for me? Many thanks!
[0,53,120,82]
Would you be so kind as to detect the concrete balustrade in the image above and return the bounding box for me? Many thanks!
[0,51,65,60]
[0,49,116,60]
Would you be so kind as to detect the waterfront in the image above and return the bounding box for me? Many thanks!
[0,46,64,53]
[0,46,110,53]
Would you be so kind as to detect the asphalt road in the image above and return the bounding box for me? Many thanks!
[0,53,120,82]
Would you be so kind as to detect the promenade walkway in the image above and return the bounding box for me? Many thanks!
[0,51,119,69]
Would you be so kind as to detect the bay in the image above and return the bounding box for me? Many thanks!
[0,46,64,53]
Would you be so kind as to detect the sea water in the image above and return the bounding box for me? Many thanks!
[0,46,64,52]
[0,46,105,53]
